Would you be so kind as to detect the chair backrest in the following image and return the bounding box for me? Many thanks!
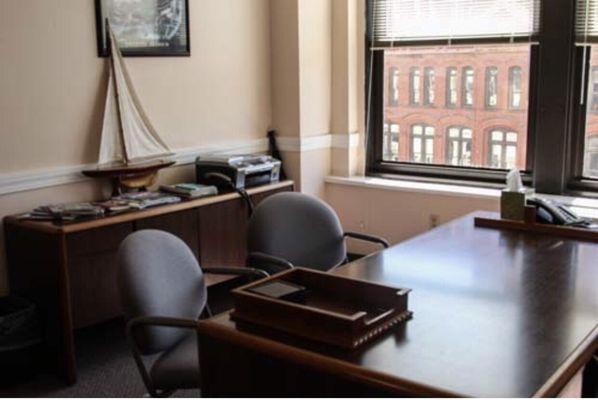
[118,230,206,355]
[248,192,346,271]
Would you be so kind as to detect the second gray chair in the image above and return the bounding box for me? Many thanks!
[247,192,389,274]
[118,229,267,397]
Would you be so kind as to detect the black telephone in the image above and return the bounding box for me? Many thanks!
[527,197,593,227]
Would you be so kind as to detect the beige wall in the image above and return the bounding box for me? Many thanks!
[0,0,273,294]
[270,0,332,197]
[0,0,492,297]
[298,0,332,137]
[326,182,499,253]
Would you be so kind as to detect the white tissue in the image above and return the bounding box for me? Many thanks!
[505,168,524,192]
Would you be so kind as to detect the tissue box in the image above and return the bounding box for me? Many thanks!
[501,188,534,221]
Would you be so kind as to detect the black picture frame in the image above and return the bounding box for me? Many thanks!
[95,0,190,57]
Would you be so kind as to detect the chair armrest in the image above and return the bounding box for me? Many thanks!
[127,315,198,331]
[126,316,198,397]
[343,231,390,248]
[246,251,294,274]
[202,266,269,280]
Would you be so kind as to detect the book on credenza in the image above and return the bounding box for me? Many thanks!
[114,191,181,209]
[19,203,105,221]
[159,183,218,199]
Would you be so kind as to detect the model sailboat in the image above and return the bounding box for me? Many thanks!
[83,22,175,195]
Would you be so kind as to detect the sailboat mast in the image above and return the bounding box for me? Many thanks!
[106,20,130,165]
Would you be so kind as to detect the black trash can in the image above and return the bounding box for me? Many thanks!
[0,296,42,385]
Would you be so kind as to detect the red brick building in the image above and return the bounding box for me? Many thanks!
[584,49,598,177]
[382,44,530,170]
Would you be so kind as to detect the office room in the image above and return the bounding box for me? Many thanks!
[0,0,596,398]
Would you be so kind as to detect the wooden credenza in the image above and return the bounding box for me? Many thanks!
[3,180,294,384]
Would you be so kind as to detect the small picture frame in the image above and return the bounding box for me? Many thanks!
[95,0,190,57]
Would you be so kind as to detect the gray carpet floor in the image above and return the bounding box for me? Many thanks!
[0,319,198,398]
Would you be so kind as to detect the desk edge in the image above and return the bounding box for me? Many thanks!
[197,316,465,398]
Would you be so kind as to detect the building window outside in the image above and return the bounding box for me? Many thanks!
[486,67,498,108]
[383,123,400,161]
[489,129,518,169]
[410,67,421,105]
[509,66,522,109]
[584,135,598,178]
[462,67,474,107]
[446,67,458,107]
[424,67,435,106]
[446,127,473,166]
[590,67,598,112]
[411,124,435,163]
[388,67,399,106]
[381,45,530,171]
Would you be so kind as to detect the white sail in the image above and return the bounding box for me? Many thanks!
[98,68,125,166]
[97,24,172,167]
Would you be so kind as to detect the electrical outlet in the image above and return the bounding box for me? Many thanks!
[429,214,439,229]
[358,220,366,230]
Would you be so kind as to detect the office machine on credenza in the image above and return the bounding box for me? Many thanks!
[196,155,281,189]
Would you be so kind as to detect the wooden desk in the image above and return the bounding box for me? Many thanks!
[197,211,598,397]
[3,180,293,383]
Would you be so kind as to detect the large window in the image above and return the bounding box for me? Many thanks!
[446,67,458,107]
[380,45,530,171]
[388,67,399,106]
[486,67,498,108]
[369,0,598,195]
[411,125,435,163]
[410,68,421,105]
[462,67,474,107]
[424,67,435,105]
[446,127,473,166]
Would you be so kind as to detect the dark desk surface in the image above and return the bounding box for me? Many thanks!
[199,211,598,397]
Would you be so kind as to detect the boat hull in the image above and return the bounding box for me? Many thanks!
[82,160,175,195]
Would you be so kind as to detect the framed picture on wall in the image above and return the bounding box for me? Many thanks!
[95,0,190,57]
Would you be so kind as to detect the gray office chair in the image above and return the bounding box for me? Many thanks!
[118,230,267,397]
[246,192,389,274]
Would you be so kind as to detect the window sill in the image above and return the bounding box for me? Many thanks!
[325,175,598,220]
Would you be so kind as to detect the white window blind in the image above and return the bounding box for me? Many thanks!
[576,0,598,43]
[371,0,541,44]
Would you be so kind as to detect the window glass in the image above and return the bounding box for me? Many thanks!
[446,67,458,106]
[388,67,399,106]
[446,127,473,166]
[411,124,434,163]
[591,67,598,113]
[424,67,435,105]
[489,129,518,169]
[410,68,421,104]
[509,66,523,108]
[582,47,598,179]
[383,122,400,161]
[383,44,529,170]
[462,67,474,106]
[486,67,498,107]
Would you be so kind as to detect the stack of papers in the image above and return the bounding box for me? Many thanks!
[25,203,105,221]
[159,183,218,199]
[114,191,182,209]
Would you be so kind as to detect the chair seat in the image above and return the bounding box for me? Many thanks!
[150,333,199,390]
